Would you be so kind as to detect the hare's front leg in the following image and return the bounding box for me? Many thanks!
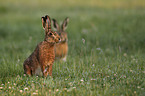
[48,63,53,77]
[41,65,49,77]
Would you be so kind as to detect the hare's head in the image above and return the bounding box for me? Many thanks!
[42,15,60,43]
[52,17,69,43]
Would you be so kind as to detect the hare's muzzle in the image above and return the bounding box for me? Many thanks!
[55,38,61,43]
[58,38,61,43]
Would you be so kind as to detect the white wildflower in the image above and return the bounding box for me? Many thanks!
[56,89,59,92]
[82,38,85,44]
[73,87,76,89]
[107,76,110,78]
[64,88,67,90]
[103,84,105,86]
[33,92,38,95]
[80,79,84,82]
[14,83,16,86]
[137,86,140,89]
[130,70,133,73]
[141,88,144,90]
[49,89,51,93]
[123,53,127,57]
[96,48,103,54]
[24,87,29,91]
[17,59,20,62]
[114,74,116,76]
[20,90,23,93]
[91,78,96,81]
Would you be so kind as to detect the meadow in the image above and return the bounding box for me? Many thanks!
[0,0,145,95]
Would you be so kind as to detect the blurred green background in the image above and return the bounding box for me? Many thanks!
[1,0,145,56]
[0,0,145,95]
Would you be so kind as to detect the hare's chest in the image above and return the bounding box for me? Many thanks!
[55,43,68,56]
[39,47,55,63]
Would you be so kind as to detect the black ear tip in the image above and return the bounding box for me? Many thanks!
[52,19,56,22]
[45,15,48,19]
[41,17,44,19]
[41,16,46,22]
[45,15,51,21]
[65,17,69,22]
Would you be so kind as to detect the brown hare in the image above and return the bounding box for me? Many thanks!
[23,15,60,77]
[52,17,69,62]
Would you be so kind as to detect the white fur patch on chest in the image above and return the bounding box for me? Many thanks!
[44,67,48,73]
[35,66,43,76]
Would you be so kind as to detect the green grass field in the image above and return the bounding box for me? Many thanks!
[0,0,145,95]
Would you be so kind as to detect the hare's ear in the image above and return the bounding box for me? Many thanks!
[52,19,60,31]
[41,16,46,29]
[61,17,69,31]
[45,15,51,32]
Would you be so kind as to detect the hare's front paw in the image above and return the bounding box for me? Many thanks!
[62,56,67,62]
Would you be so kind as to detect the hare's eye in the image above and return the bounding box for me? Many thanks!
[49,33,52,35]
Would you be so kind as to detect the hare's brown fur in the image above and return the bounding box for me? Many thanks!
[55,41,68,61]
[23,15,60,77]
[52,18,69,61]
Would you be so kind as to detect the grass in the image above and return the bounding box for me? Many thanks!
[0,0,145,95]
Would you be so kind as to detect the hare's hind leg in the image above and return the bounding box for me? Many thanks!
[24,64,32,76]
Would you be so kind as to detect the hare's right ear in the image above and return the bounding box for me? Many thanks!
[61,17,69,31]
[41,16,46,30]
[52,19,60,31]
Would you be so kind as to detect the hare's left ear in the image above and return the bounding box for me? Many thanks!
[45,15,51,32]
[61,17,69,31]
[41,16,46,29]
